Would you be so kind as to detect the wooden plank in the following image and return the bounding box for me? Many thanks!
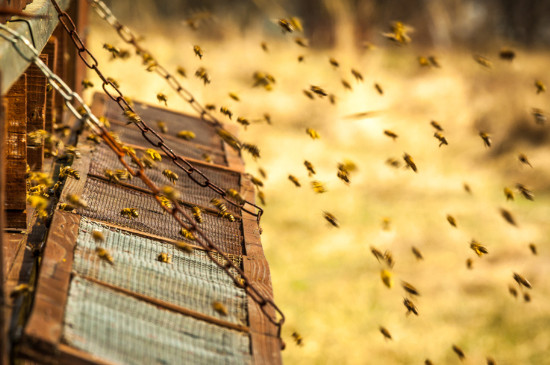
[25,54,48,171]
[0,71,8,365]
[22,211,80,354]
[52,26,66,126]
[18,342,116,365]
[223,124,244,172]
[42,38,57,134]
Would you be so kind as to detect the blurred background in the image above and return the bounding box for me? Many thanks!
[85,0,550,364]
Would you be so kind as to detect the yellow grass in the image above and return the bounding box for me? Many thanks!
[87,15,550,364]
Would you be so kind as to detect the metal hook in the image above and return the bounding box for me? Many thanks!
[7,18,36,49]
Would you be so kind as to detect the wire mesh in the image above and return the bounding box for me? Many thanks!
[63,276,252,365]
[74,217,247,325]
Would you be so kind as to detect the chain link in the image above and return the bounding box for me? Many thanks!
[0,23,285,348]
[49,0,264,222]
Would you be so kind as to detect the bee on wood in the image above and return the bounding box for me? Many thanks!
[176,66,186,78]
[177,130,196,140]
[384,130,398,140]
[162,169,179,184]
[291,331,304,346]
[470,240,488,257]
[499,48,515,61]
[212,301,228,316]
[67,194,88,209]
[193,45,203,59]
[518,153,532,167]
[310,85,327,97]
[500,208,517,226]
[516,183,534,201]
[191,206,203,223]
[295,37,308,47]
[257,191,266,205]
[202,153,212,163]
[535,80,546,94]
[452,344,466,361]
[479,132,492,147]
[351,69,363,82]
[306,128,320,139]
[379,326,392,340]
[157,253,172,264]
[529,243,537,255]
[504,187,514,201]
[403,298,418,315]
[474,55,492,68]
[145,148,162,161]
[157,121,168,133]
[430,120,443,131]
[411,246,423,260]
[311,181,327,194]
[10,283,33,298]
[220,106,233,120]
[402,281,420,296]
[59,166,80,180]
[434,132,448,146]
[82,79,94,89]
[513,272,532,289]
[92,230,105,242]
[96,247,114,265]
[120,208,139,219]
[446,214,457,227]
[381,269,393,288]
[288,175,301,187]
[180,228,196,240]
[195,67,211,85]
[323,211,339,227]
[403,153,417,172]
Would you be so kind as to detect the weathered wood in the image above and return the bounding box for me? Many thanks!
[25,54,48,171]
[3,74,27,228]
[22,211,80,352]
[42,38,57,134]
[0,71,8,365]
[18,342,116,365]
[52,26,66,126]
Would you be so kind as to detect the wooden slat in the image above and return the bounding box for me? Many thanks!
[42,38,57,134]
[25,54,48,171]
[52,26,66,126]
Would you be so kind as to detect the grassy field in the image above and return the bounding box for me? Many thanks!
[86,15,550,364]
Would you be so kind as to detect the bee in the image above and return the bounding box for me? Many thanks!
[516,183,534,201]
[289,17,303,32]
[403,298,418,316]
[306,128,320,139]
[106,77,119,88]
[381,217,391,231]
[446,214,457,227]
[193,45,203,59]
[328,94,336,105]
[337,169,350,184]
[411,246,423,260]
[176,66,186,78]
[103,43,120,58]
[192,206,203,223]
[257,191,266,205]
[523,293,531,302]
[176,241,193,253]
[157,253,172,264]
[463,182,472,194]
[466,258,473,269]
[278,18,294,33]
[529,243,537,255]
[96,247,114,265]
[261,41,268,52]
[120,208,138,219]
[92,230,105,242]
[10,283,33,298]
[28,185,49,198]
[212,301,228,316]
[341,79,352,90]
[226,188,245,204]
[288,175,301,187]
[180,228,196,240]
[499,48,515,61]
[383,251,394,268]
[504,187,514,201]
[161,186,180,203]
[434,132,448,146]
[217,129,241,151]
[403,153,417,172]
[479,132,492,147]
[162,169,179,184]
[59,203,75,211]
[86,134,101,144]
[294,37,308,47]
[383,130,398,140]
[379,326,392,340]
[310,85,327,97]
[382,21,412,45]
[508,285,518,298]
[402,281,420,296]
[81,79,94,89]
[157,121,167,133]
[513,272,532,289]
[291,331,304,346]
[373,83,384,95]
[258,167,267,179]
[59,166,80,180]
[261,113,272,125]
[499,208,517,226]
[145,148,162,161]
[123,109,142,125]
[532,108,546,125]
[298,55,305,62]
[141,156,156,169]
[329,57,339,68]
[470,240,488,257]
[202,153,212,163]
[428,56,441,68]
[236,117,250,129]
[211,198,227,213]
[220,106,233,120]
[385,158,400,168]
[351,69,363,82]
[303,89,315,99]
[474,55,492,68]
[67,194,88,209]
[486,356,496,365]
[304,160,316,176]
[176,130,196,140]
[370,247,384,262]
[381,269,393,288]
[425,359,434,365]
[311,181,327,194]
[452,344,465,361]
[195,67,211,85]
[518,153,532,167]
[156,93,168,106]
[535,80,546,94]
[418,56,430,67]
[220,211,236,222]
[323,211,339,228]
[205,104,216,111]
[430,120,443,131]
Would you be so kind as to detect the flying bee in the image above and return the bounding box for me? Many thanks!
[466,258,473,269]
[288,175,301,187]
[306,128,320,139]
[120,208,138,219]
[518,153,532,167]
[228,92,240,102]
[67,194,88,209]
[176,66,186,78]
[479,132,492,147]
[508,285,518,298]
[242,143,261,159]
[123,109,142,125]
[145,148,162,161]
[434,132,448,146]
[217,129,241,151]
[516,183,534,200]
[373,83,383,94]
[430,120,443,131]
[261,41,268,52]
[328,94,336,105]
[304,160,316,176]
[161,186,180,202]
[323,211,339,227]
[258,167,267,179]
[311,181,327,194]
[425,359,434,365]
[428,56,441,68]
[303,89,315,99]
[403,153,417,172]
[371,247,384,262]
[157,253,172,264]
[403,298,418,316]
[463,182,472,194]
[82,79,94,89]
[176,130,196,140]
[291,331,304,346]
[92,230,105,242]
[96,247,114,265]
[535,80,546,94]
[379,326,392,340]
[298,55,305,62]
[381,217,391,231]
[250,175,264,187]
[220,106,233,120]
[278,18,294,33]
[237,117,250,129]
[329,57,339,68]
[180,228,196,240]
[210,198,227,213]
[402,281,420,296]
[341,79,352,90]
[226,188,245,204]
[212,301,228,316]
[384,130,398,140]
[499,208,517,226]
[162,169,179,184]
[470,240,488,257]
[382,21,412,45]
[157,121,167,133]
[156,93,168,106]
[474,55,492,68]
[513,272,532,289]
[263,113,272,125]
[452,345,465,361]
[106,77,119,88]
[205,104,216,111]
[524,293,531,302]
[103,43,120,58]
[447,214,457,227]
[191,206,203,223]
[381,269,393,288]
[383,251,394,268]
[499,48,515,61]
[310,85,327,97]
[411,246,423,260]
[504,187,514,201]
[532,108,546,125]
[193,45,203,59]
[10,283,33,298]
[195,67,211,85]
[351,69,363,82]
[294,37,309,47]
[385,158,400,168]
[418,56,430,67]
[257,191,266,205]
[337,169,350,184]
[529,243,537,255]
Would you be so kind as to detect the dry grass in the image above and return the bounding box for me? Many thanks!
[87,15,550,364]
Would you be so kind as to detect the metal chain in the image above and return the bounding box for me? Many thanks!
[0,24,285,348]
[49,0,264,222]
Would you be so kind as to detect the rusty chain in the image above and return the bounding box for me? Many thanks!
[0,23,285,348]
[49,0,264,223]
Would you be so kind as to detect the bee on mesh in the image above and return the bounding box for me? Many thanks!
[212,301,228,316]
[66,194,88,209]
[157,253,172,264]
[120,208,139,219]
[180,228,196,241]
[96,247,114,265]
[59,166,80,180]
[162,169,178,184]
[145,148,162,161]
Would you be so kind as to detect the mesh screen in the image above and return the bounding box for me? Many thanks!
[88,142,241,215]
[63,277,251,365]
[77,178,245,256]
[74,217,247,325]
